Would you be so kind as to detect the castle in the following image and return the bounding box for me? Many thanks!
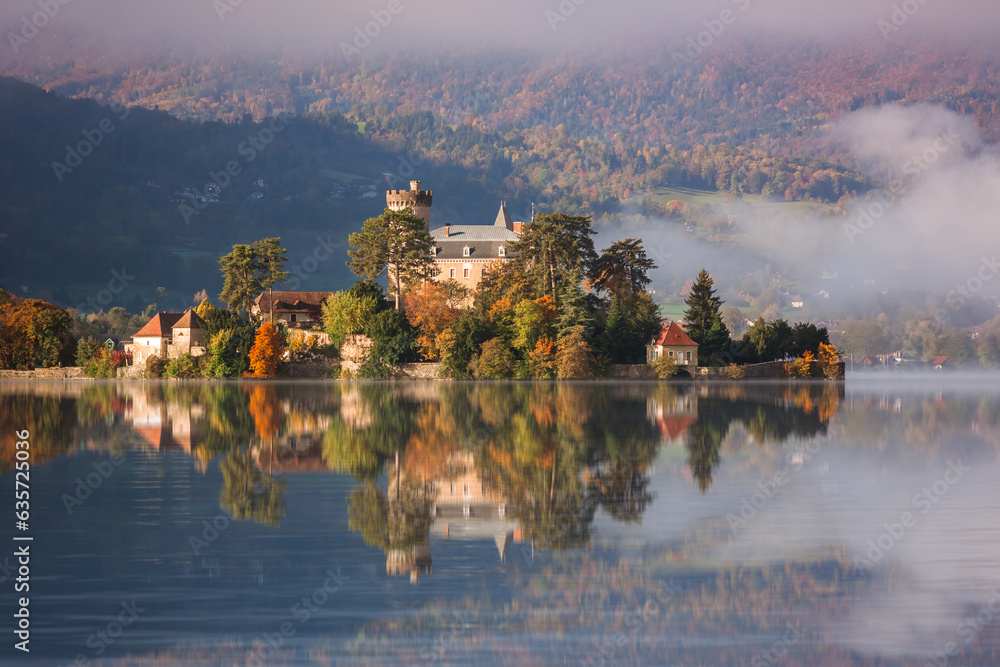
[387,180,524,292]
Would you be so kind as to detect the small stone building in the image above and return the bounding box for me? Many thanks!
[130,309,206,366]
[647,321,699,372]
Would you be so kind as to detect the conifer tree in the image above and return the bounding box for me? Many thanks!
[683,269,731,365]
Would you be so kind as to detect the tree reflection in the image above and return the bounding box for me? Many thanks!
[219,450,286,525]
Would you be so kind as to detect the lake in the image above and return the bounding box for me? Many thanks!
[1,378,999,666]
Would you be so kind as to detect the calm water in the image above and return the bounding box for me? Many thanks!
[1,378,999,666]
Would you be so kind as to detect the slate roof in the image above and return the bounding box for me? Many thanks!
[133,313,183,338]
[650,321,699,347]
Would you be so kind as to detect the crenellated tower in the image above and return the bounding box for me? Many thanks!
[386,180,433,231]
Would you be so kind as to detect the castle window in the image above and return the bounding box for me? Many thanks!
[463,246,470,257]
[462,268,469,278]
[498,246,506,258]
[449,268,455,279]
[430,247,437,257]
[481,268,487,278]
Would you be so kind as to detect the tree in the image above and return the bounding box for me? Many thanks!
[683,269,731,364]
[512,213,598,304]
[0,298,74,369]
[440,312,494,379]
[404,281,463,360]
[600,291,662,364]
[219,244,263,314]
[252,237,290,322]
[742,318,794,363]
[347,208,435,310]
[557,325,596,378]
[360,309,419,378]
[557,265,594,339]
[248,322,282,378]
[477,338,515,379]
[322,289,379,350]
[588,239,656,296]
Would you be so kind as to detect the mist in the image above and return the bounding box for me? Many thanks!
[2,0,1000,55]
[605,104,1000,313]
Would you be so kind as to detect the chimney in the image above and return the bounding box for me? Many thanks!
[512,221,523,234]
[445,223,450,236]
[410,180,421,192]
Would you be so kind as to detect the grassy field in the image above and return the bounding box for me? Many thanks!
[649,186,836,219]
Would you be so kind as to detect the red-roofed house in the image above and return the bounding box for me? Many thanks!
[252,291,331,325]
[130,309,206,366]
[647,321,699,372]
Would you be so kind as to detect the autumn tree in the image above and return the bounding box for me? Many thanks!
[247,322,283,378]
[557,325,596,379]
[404,281,463,360]
[0,298,74,369]
[347,208,435,310]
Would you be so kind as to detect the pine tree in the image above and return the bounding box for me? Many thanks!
[347,208,435,310]
[683,269,731,364]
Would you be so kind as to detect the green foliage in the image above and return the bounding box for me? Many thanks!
[589,239,656,297]
[218,244,263,314]
[742,317,794,364]
[600,292,662,364]
[477,338,515,379]
[652,354,679,380]
[201,310,256,376]
[512,213,598,304]
[163,353,201,379]
[557,265,594,339]
[322,289,379,350]
[347,208,435,310]
[440,312,494,379]
[75,337,102,367]
[358,309,419,378]
[683,269,732,364]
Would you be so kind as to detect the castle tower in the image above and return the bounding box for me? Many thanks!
[386,180,433,231]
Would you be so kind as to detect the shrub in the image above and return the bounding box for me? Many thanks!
[652,354,679,379]
[722,363,746,379]
[145,355,165,379]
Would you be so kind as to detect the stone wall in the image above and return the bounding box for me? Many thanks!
[605,364,658,380]
[340,334,374,376]
[394,363,442,380]
[0,367,86,380]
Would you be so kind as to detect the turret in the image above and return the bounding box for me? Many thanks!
[386,180,433,231]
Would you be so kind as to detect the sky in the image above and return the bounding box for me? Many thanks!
[2,0,999,54]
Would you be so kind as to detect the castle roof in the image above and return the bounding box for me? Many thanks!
[493,203,513,230]
[133,313,183,338]
[650,321,699,347]
[173,308,204,330]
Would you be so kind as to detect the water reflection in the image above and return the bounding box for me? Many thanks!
[9,378,1000,665]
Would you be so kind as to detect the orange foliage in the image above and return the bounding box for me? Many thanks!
[404,282,462,361]
[248,322,282,378]
[246,385,282,440]
[529,337,558,379]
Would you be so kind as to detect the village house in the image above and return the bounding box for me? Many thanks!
[386,180,524,294]
[130,308,206,366]
[647,321,699,375]
[251,291,332,325]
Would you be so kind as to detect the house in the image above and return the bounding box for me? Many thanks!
[647,321,699,374]
[251,291,332,325]
[386,180,523,295]
[130,309,206,366]
[930,355,949,370]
